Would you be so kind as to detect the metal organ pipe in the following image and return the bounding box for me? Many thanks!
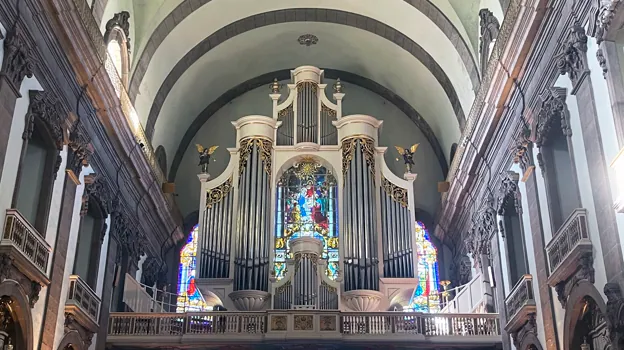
[380,178,414,278]
[201,179,234,279]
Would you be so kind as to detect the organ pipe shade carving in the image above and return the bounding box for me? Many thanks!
[238,137,273,183]
[342,137,376,183]
[274,161,339,281]
[296,82,319,143]
[342,138,379,291]
[277,104,294,146]
[177,225,211,312]
[406,222,440,312]
[234,139,273,291]
[380,179,414,278]
[206,177,233,208]
[382,176,408,207]
[200,180,234,279]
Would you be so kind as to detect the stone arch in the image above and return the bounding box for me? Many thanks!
[104,12,131,88]
[56,329,85,350]
[0,280,34,350]
[563,280,609,350]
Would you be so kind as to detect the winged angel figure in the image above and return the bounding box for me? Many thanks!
[196,144,218,173]
[395,144,419,173]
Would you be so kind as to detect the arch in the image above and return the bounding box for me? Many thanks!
[0,280,34,350]
[518,333,544,350]
[274,153,337,187]
[168,69,449,184]
[128,1,478,103]
[563,280,608,350]
[155,145,167,177]
[104,12,131,88]
[55,330,85,350]
[143,9,469,143]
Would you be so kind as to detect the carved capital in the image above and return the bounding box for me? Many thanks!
[556,24,589,91]
[593,0,621,44]
[604,282,624,346]
[497,171,521,216]
[1,24,35,90]
[66,120,92,179]
[512,129,533,174]
[510,313,538,349]
[534,87,570,148]
[111,213,145,262]
[466,194,497,266]
[24,90,67,178]
[81,174,113,218]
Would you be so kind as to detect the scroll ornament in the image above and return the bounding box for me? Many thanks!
[238,137,273,181]
[382,177,408,208]
[206,177,233,208]
[341,136,376,181]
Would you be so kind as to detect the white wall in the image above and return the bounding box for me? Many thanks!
[174,79,447,219]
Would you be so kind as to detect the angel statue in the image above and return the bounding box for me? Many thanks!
[196,144,218,173]
[395,144,419,173]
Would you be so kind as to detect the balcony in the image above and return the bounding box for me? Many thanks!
[107,311,501,348]
[65,275,101,332]
[504,275,536,333]
[545,209,592,286]
[0,209,51,286]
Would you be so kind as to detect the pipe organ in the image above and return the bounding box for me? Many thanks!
[196,66,420,312]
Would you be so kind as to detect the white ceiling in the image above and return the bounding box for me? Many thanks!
[149,22,463,172]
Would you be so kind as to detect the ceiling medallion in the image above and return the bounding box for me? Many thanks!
[298,34,318,46]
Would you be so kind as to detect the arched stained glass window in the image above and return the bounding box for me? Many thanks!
[407,221,440,313]
[177,224,209,312]
[274,160,339,280]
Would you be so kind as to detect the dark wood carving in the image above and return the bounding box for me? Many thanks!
[556,23,589,92]
[1,24,35,90]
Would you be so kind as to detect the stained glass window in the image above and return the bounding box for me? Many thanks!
[177,224,210,312]
[406,221,440,313]
[274,160,339,280]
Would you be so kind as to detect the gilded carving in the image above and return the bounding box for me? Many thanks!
[382,177,408,207]
[293,315,314,331]
[238,137,273,182]
[320,315,337,331]
[341,136,375,182]
[206,177,233,208]
[556,24,589,88]
[24,90,67,177]
[0,298,13,333]
[1,25,35,90]
[278,104,293,119]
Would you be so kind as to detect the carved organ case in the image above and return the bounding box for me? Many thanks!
[196,66,419,312]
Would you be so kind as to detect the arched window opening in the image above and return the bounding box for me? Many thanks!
[274,160,339,281]
[498,178,529,285]
[106,37,129,91]
[406,221,440,313]
[104,12,131,90]
[73,197,105,289]
[570,297,609,350]
[176,224,210,312]
[14,112,59,234]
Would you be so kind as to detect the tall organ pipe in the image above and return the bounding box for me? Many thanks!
[380,178,414,278]
[200,179,234,279]
[342,138,379,291]
[234,139,272,291]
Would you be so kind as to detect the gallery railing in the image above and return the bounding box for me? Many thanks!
[67,275,102,325]
[545,208,591,284]
[504,274,536,332]
[1,209,51,278]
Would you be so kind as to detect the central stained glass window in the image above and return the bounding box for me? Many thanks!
[274,160,339,280]
[407,221,440,313]
[176,224,210,312]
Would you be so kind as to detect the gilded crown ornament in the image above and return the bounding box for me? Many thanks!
[270,78,281,94]
[196,144,218,174]
[333,78,343,93]
[395,144,419,173]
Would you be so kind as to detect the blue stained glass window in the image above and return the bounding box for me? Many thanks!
[407,221,440,313]
[274,161,339,280]
[176,224,209,312]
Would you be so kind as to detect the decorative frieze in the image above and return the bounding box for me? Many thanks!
[556,24,589,92]
[81,174,113,219]
[479,9,500,73]
[341,136,376,183]
[1,25,35,91]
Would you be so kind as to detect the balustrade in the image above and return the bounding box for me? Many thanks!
[504,275,536,332]
[545,209,592,286]
[66,275,102,330]
[0,209,51,284]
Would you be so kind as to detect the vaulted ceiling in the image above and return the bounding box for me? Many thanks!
[98,0,505,214]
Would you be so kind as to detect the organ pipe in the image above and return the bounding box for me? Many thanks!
[380,177,414,278]
[342,137,379,291]
[200,178,234,278]
[277,105,294,146]
[296,82,318,143]
[234,138,272,291]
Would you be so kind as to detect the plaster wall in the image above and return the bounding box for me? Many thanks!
[587,37,624,267]
[52,166,93,350]
[174,79,445,221]
[515,163,548,350]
